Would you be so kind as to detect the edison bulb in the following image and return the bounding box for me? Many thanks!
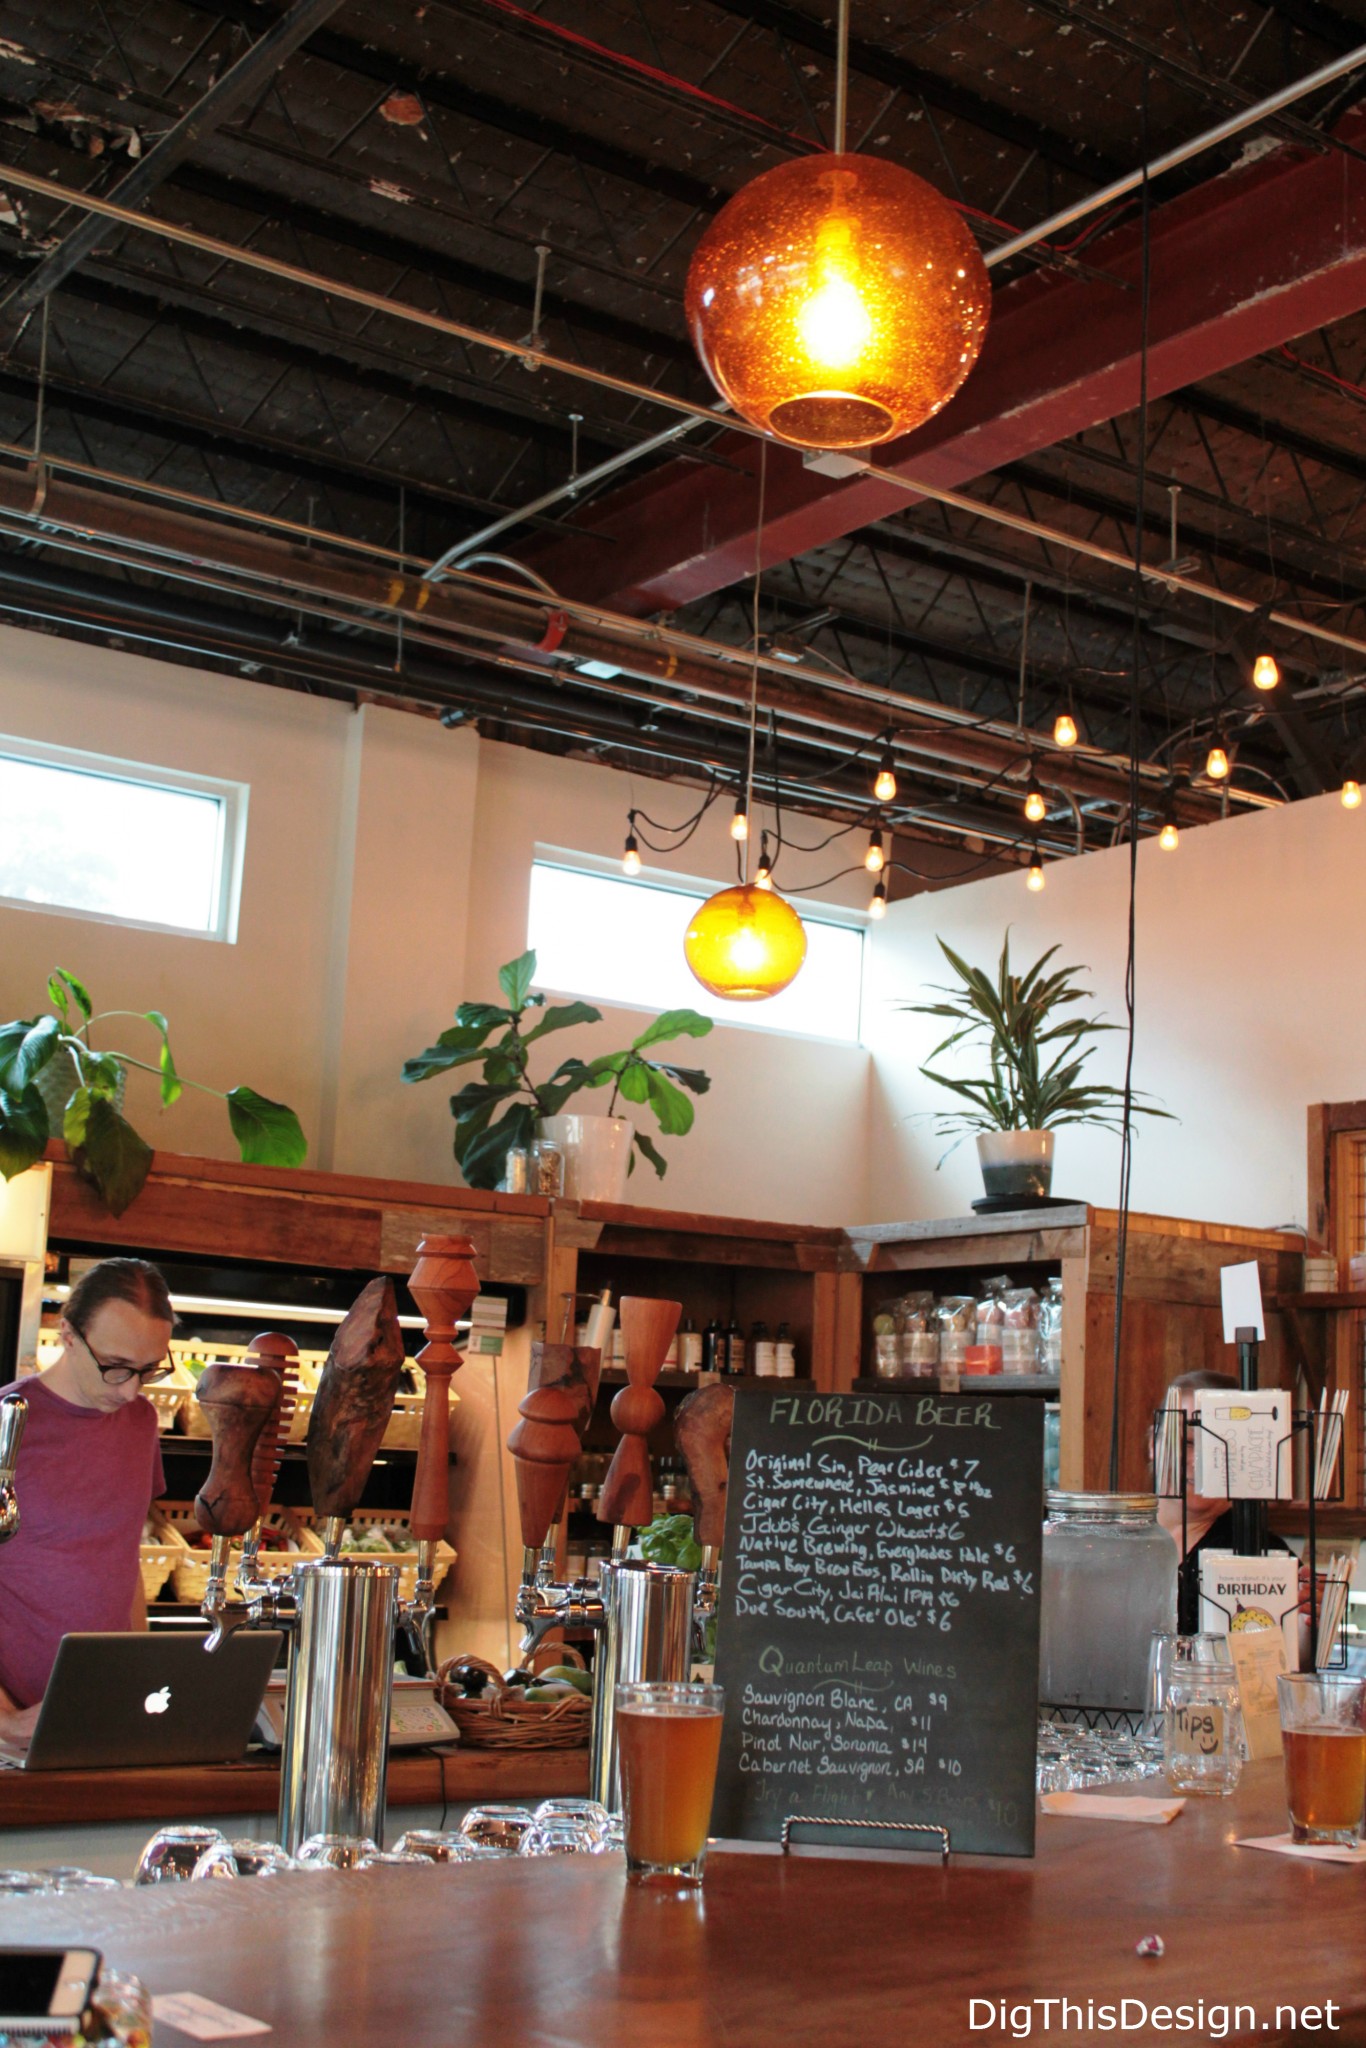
[1158,820,1179,851]
[873,758,897,803]
[622,834,642,876]
[684,884,807,1001]
[686,153,990,450]
[1053,712,1078,748]
[1205,745,1230,781]
[865,832,885,874]
[869,880,887,919]
[1024,787,1047,824]
[730,800,749,842]
[1343,780,1362,810]
[1252,653,1280,691]
[1026,858,1045,892]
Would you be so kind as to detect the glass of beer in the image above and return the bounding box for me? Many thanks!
[616,1680,724,1884]
[1276,1672,1366,1848]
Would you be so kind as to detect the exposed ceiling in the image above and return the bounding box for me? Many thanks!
[2,0,1366,892]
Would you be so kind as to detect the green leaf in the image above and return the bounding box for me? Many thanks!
[401,1020,503,1083]
[645,1067,694,1136]
[454,1002,514,1034]
[142,1011,182,1108]
[458,1101,537,1190]
[498,950,537,1012]
[85,1055,123,1099]
[72,1096,153,1216]
[49,969,92,1023]
[616,1060,651,1106]
[522,1000,601,1045]
[226,1087,308,1168]
[63,1086,92,1149]
[653,1061,711,1096]
[0,1084,49,1180]
[633,1129,668,1178]
[630,1009,713,1052]
[448,1080,519,1120]
[3,1016,59,1091]
[582,1054,627,1085]
[537,1058,595,1117]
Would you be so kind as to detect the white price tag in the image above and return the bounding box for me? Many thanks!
[152,1992,272,2040]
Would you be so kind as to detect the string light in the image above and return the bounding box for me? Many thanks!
[1023,769,1047,824]
[1205,740,1230,781]
[622,817,641,875]
[730,793,749,842]
[1026,846,1045,892]
[1053,711,1078,748]
[868,878,887,919]
[1158,818,1179,852]
[1342,780,1362,811]
[873,748,897,803]
[864,829,885,874]
[754,833,774,888]
[1252,653,1280,691]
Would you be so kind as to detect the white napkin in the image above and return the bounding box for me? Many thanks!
[1040,1792,1185,1825]
[1236,1834,1366,1866]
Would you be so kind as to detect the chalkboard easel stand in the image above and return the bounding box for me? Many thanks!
[780,1816,951,1865]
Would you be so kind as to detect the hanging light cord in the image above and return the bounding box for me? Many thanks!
[834,0,850,155]
[1109,77,1151,1496]
[741,442,770,885]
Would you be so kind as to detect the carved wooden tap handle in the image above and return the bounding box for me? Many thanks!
[408,1235,480,1546]
[508,1381,585,1551]
[674,1380,735,1551]
[597,1297,681,1530]
[306,1278,406,1525]
[194,1334,290,1538]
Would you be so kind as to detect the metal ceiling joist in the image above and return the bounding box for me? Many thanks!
[525,103,1366,615]
[0,0,347,327]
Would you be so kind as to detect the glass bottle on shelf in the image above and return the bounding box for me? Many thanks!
[752,1321,776,1377]
[724,1317,746,1377]
[701,1318,723,1376]
[775,1322,797,1378]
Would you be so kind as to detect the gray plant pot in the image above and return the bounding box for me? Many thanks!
[976,1128,1054,1200]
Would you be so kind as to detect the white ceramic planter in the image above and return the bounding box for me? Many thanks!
[976,1128,1054,1201]
[537,1113,635,1204]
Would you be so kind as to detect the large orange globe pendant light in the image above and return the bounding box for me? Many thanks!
[684,6,990,450]
[684,881,807,1002]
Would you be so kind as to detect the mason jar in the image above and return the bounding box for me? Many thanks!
[1039,1491,1177,1715]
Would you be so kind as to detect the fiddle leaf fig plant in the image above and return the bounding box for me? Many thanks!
[905,934,1173,1157]
[402,948,713,1189]
[0,968,308,1216]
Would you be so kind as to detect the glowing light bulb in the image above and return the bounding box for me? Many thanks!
[1342,780,1362,811]
[1252,653,1280,691]
[1053,712,1078,748]
[869,879,887,919]
[864,831,885,874]
[1158,820,1179,852]
[684,884,807,1000]
[873,753,897,803]
[1205,745,1230,781]
[797,222,874,369]
[622,830,641,876]
[754,835,774,888]
[730,797,749,842]
[1024,782,1047,824]
[1026,854,1045,892]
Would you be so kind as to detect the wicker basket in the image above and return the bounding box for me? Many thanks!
[138,1539,181,1603]
[436,1647,591,1752]
[295,1508,456,1602]
[147,1386,189,1434]
[156,1504,323,1605]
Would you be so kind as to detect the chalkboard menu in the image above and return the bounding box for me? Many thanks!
[712,1384,1042,1857]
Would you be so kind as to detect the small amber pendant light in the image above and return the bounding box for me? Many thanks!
[685,885,808,1001]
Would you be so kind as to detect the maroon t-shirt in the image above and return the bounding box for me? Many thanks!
[0,1378,166,1708]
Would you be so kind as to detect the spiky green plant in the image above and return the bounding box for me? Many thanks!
[904,934,1171,1155]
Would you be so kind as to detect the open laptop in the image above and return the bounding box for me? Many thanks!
[0,1630,282,1772]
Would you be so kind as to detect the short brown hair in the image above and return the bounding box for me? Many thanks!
[66,1258,173,1333]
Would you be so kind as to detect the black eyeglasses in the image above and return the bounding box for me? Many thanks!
[72,1324,173,1387]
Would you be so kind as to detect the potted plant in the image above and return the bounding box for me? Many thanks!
[0,968,308,1216]
[402,949,712,1198]
[904,935,1171,1200]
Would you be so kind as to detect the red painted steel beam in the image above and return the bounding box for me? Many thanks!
[527,108,1366,614]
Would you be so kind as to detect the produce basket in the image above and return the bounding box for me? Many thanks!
[382,1390,426,1452]
[301,1507,457,1602]
[435,1646,591,1752]
[138,1534,181,1603]
[155,1504,323,1605]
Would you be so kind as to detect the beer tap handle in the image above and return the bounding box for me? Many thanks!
[674,1380,735,1552]
[306,1279,406,1545]
[597,1297,681,1534]
[0,1394,27,1546]
[194,1335,291,1650]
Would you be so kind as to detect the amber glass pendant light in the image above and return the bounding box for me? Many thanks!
[684,1,989,450]
[684,451,808,1002]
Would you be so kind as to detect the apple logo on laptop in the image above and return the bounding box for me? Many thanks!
[144,1687,171,1716]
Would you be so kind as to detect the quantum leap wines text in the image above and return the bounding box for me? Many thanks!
[712,1388,1043,1857]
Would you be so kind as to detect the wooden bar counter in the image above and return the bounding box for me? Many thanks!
[10,1763,1365,2046]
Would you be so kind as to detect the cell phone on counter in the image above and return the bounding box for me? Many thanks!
[0,1947,101,2034]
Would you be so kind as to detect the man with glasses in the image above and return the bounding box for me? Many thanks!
[0,1257,172,1745]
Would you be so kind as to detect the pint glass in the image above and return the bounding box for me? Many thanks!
[616,1681,724,1884]
[1276,1672,1366,1848]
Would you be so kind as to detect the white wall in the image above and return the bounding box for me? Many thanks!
[864,793,1366,1233]
[0,625,869,1224]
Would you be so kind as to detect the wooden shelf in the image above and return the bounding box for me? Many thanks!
[1275,1292,1366,1310]
[853,1374,1061,1395]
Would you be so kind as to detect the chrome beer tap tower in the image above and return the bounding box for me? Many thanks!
[507,1297,734,1812]
[196,1236,479,1852]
